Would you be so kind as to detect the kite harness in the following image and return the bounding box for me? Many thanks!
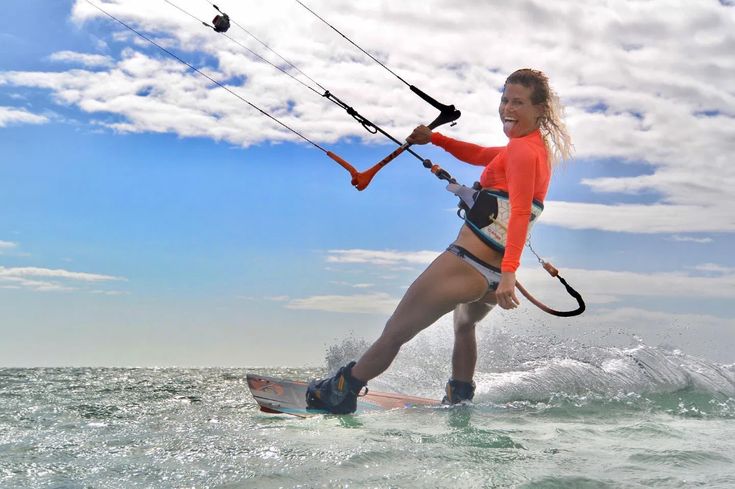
[447,182,585,316]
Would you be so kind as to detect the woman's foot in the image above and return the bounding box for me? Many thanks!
[305,361,367,414]
[442,378,476,404]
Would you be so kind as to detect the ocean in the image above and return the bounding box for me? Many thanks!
[2,330,734,488]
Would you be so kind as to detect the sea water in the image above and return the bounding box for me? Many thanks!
[2,330,734,489]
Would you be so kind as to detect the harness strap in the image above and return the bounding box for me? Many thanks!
[516,270,586,317]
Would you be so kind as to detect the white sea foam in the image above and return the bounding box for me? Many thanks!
[324,320,735,402]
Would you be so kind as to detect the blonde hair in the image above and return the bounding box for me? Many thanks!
[505,69,573,166]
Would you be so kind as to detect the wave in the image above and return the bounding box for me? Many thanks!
[324,323,735,417]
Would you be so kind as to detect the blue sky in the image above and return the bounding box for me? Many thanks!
[1,0,734,366]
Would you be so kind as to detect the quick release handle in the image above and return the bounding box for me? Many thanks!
[409,85,452,113]
[409,85,461,130]
[427,108,461,130]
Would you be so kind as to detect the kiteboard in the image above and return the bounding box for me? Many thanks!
[247,373,440,417]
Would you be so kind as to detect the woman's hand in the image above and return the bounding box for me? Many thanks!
[495,271,520,309]
[406,125,432,145]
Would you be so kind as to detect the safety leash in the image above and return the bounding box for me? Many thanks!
[519,240,586,317]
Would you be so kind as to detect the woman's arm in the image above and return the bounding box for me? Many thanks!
[500,138,537,273]
[406,124,503,166]
[431,132,504,166]
[494,139,537,309]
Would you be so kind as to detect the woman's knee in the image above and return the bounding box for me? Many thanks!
[454,316,477,336]
[454,301,494,334]
[380,316,417,348]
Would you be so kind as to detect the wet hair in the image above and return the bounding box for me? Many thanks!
[505,69,573,166]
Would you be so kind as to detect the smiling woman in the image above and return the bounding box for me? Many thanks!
[304,69,580,414]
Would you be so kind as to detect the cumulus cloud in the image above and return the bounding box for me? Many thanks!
[667,235,713,244]
[0,240,17,251]
[516,263,735,308]
[0,266,125,292]
[291,248,735,315]
[0,266,122,282]
[0,0,734,235]
[0,106,49,127]
[578,307,731,329]
[329,281,376,288]
[326,249,439,266]
[265,295,290,302]
[542,201,735,233]
[689,263,735,274]
[48,50,114,67]
[285,260,735,313]
[90,289,128,296]
[287,292,398,315]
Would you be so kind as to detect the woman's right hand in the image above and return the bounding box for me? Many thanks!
[406,125,432,145]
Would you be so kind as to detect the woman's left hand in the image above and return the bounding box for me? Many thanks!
[495,271,520,309]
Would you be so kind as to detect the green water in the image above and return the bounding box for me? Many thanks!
[1,358,733,488]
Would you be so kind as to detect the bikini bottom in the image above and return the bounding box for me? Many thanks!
[446,243,501,292]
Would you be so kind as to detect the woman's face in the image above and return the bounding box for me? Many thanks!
[499,83,544,138]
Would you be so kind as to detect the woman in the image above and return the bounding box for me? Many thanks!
[306,69,573,414]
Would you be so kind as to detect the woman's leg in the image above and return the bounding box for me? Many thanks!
[451,292,497,382]
[350,251,488,382]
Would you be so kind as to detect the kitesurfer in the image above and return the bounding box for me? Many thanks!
[306,69,573,414]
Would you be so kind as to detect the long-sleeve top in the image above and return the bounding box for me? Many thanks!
[431,129,551,272]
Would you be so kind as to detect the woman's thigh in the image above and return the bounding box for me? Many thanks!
[380,252,489,344]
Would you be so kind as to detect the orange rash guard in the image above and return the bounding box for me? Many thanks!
[431,129,551,273]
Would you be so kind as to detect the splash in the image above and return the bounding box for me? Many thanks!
[323,319,735,415]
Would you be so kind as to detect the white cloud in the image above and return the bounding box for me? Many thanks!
[0,240,17,251]
[541,201,735,233]
[322,247,735,302]
[284,262,735,315]
[0,106,49,128]
[582,307,733,329]
[668,235,713,244]
[48,50,114,67]
[0,276,76,292]
[286,248,735,316]
[517,264,735,305]
[326,249,439,266]
[329,281,375,288]
[287,292,398,315]
[0,266,125,292]
[90,289,127,295]
[265,295,290,302]
[0,0,733,236]
[689,263,735,274]
[0,266,123,282]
